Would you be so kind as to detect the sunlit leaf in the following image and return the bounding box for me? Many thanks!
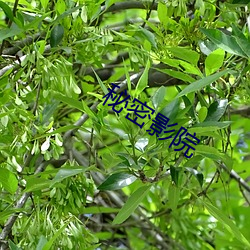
[0,168,18,194]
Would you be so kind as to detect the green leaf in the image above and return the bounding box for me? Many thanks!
[51,166,86,186]
[112,185,151,224]
[168,47,200,65]
[53,92,85,112]
[50,24,64,47]
[93,70,108,95]
[185,167,204,187]
[0,1,14,21]
[159,98,179,122]
[24,177,51,192]
[170,166,180,186]
[0,168,18,194]
[176,69,231,98]
[135,59,151,96]
[168,182,180,210]
[42,223,69,250]
[138,27,157,48]
[205,99,228,122]
[156,67,195,83]
[200,28,247,58]
[198,106,208,122]
[151,86,166,109]
[9,241,21,250]
[232,0,250,4]
[98,172,137,191]
[157,1,168,24]
[203,201,250,248]
[205,49,225,75]
[36,235,48,250]
[0,26,23,42]
[80,206,120,214]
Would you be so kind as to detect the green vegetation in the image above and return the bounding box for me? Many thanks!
[0,0,250,249]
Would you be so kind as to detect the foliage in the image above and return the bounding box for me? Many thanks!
[0,0,250,249]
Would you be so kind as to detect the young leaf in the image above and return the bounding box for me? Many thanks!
[50,24,64,47]
[112,185,151,224]
[0,168,18,194]
[205,49,225,75]
[98,172,137,191]
[157,1,168,24]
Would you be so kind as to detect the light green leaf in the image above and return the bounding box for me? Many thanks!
[176,69,231,98]
[198,106,208,122]
[42,223,69,250]
[80,206,120,214]
[93,70,108,95]
[112,185,151,224]
[203,201,250,248]
[157,1,168,24]
[0,168,18,194]
[36,236,48,250]
[51,166,86,186]
[168,47,200,65]
[24,177,51,192]
[168,182,180,210]
[135,59,150,97]
[205,49,225,75]
[151,86,166,109]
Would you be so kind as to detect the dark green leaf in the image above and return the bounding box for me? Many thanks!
[159,98,179,122]
[205,99,228,122]
[232,0,250,4]
[170,166,181,186]
[98,172,137,191]
[0,2,14,21]
[50,24,64,47]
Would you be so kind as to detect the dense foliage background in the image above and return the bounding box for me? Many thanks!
[0,0,250,249]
